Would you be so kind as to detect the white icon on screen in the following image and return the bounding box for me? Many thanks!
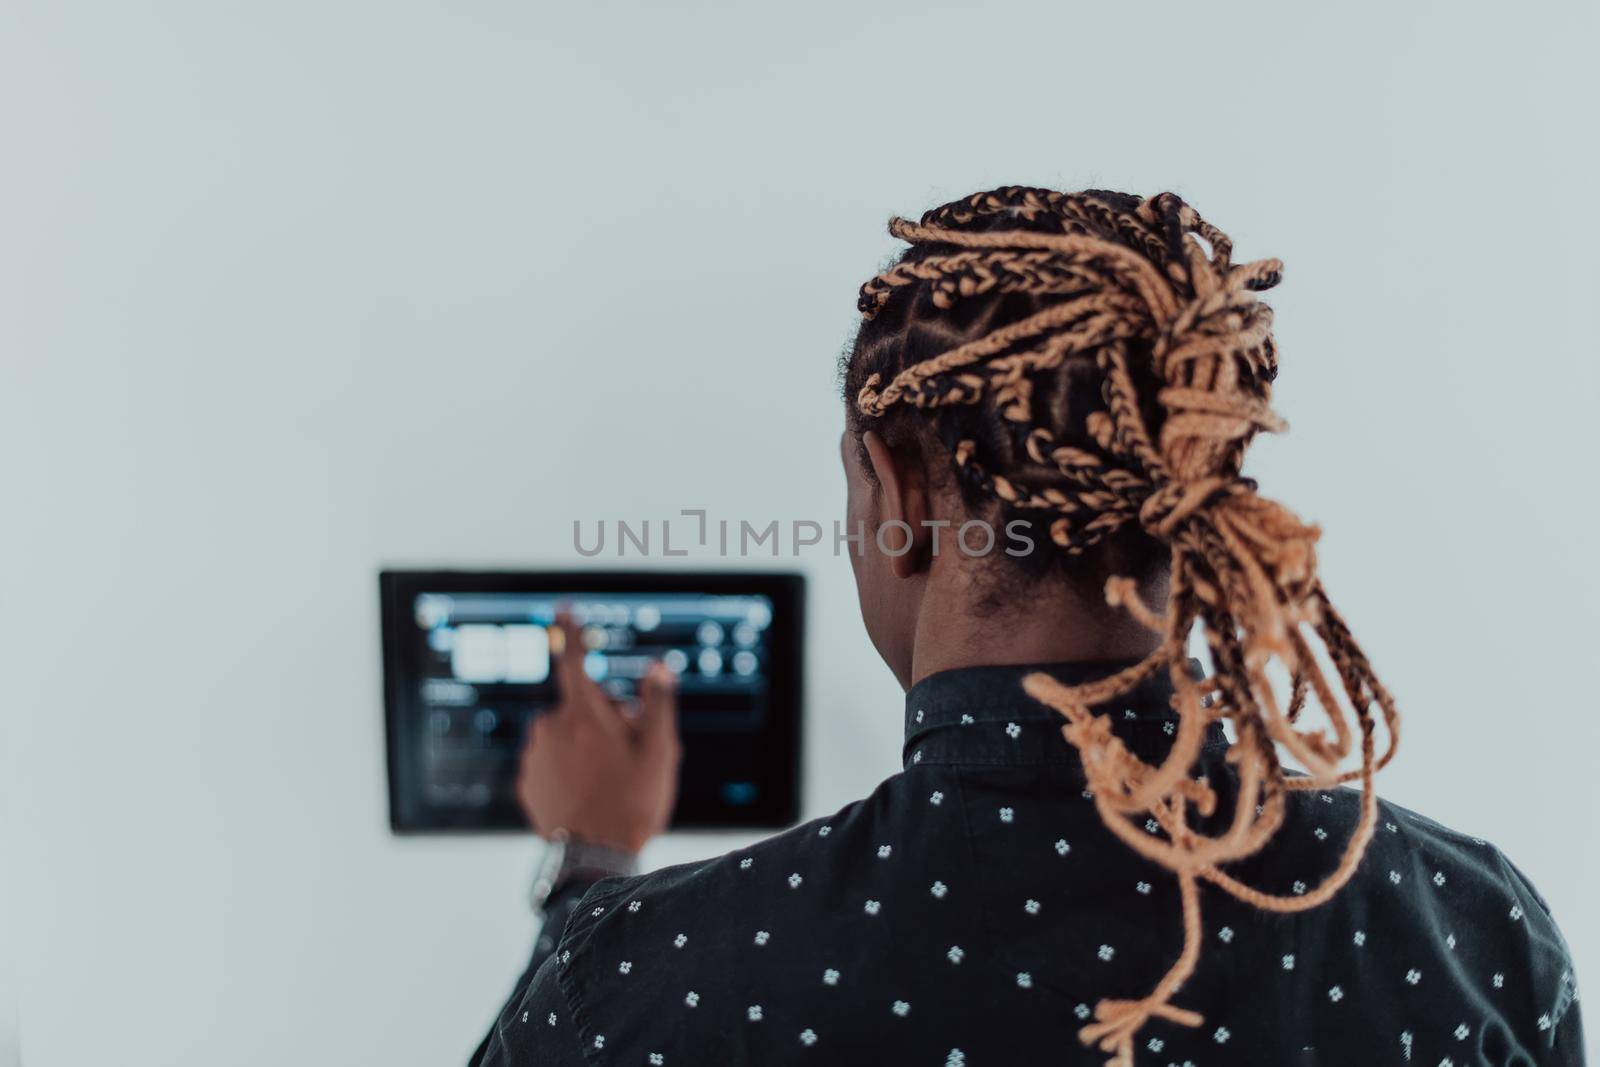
[450,624,549,684]
[414,594,452,630]
[504,625,550,682]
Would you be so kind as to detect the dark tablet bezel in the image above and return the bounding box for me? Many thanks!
[379,569,805,834]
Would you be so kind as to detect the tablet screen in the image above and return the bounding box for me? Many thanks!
[380,571,804,832]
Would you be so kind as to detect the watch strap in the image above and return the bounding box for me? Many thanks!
[530,831,639,916]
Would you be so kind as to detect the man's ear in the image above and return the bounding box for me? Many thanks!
[861,430,933,580]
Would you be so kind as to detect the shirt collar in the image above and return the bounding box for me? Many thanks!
[901,660,1225,770]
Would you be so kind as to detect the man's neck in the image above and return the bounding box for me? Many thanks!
[908,569,1166,687]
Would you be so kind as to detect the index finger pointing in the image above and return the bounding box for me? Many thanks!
[552,613,627,737]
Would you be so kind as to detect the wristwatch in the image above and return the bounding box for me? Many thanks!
[529,829,639,919]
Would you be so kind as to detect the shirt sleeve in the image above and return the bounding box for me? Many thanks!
[467,880,597,1067]
[1494,850,1585,1064]
[1546,997,1586,1066]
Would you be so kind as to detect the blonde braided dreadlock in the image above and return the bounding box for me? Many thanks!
[847,187,1399,1067]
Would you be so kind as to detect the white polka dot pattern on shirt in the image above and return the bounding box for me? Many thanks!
[532,698,1574,1067]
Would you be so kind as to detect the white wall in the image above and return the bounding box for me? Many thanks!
[2,1,1596,1063]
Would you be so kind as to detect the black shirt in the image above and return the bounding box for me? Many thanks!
[471,662,1584,1066]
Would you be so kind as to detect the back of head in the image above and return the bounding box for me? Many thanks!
[841,186,1400,1064]
[844,190,1180,600]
